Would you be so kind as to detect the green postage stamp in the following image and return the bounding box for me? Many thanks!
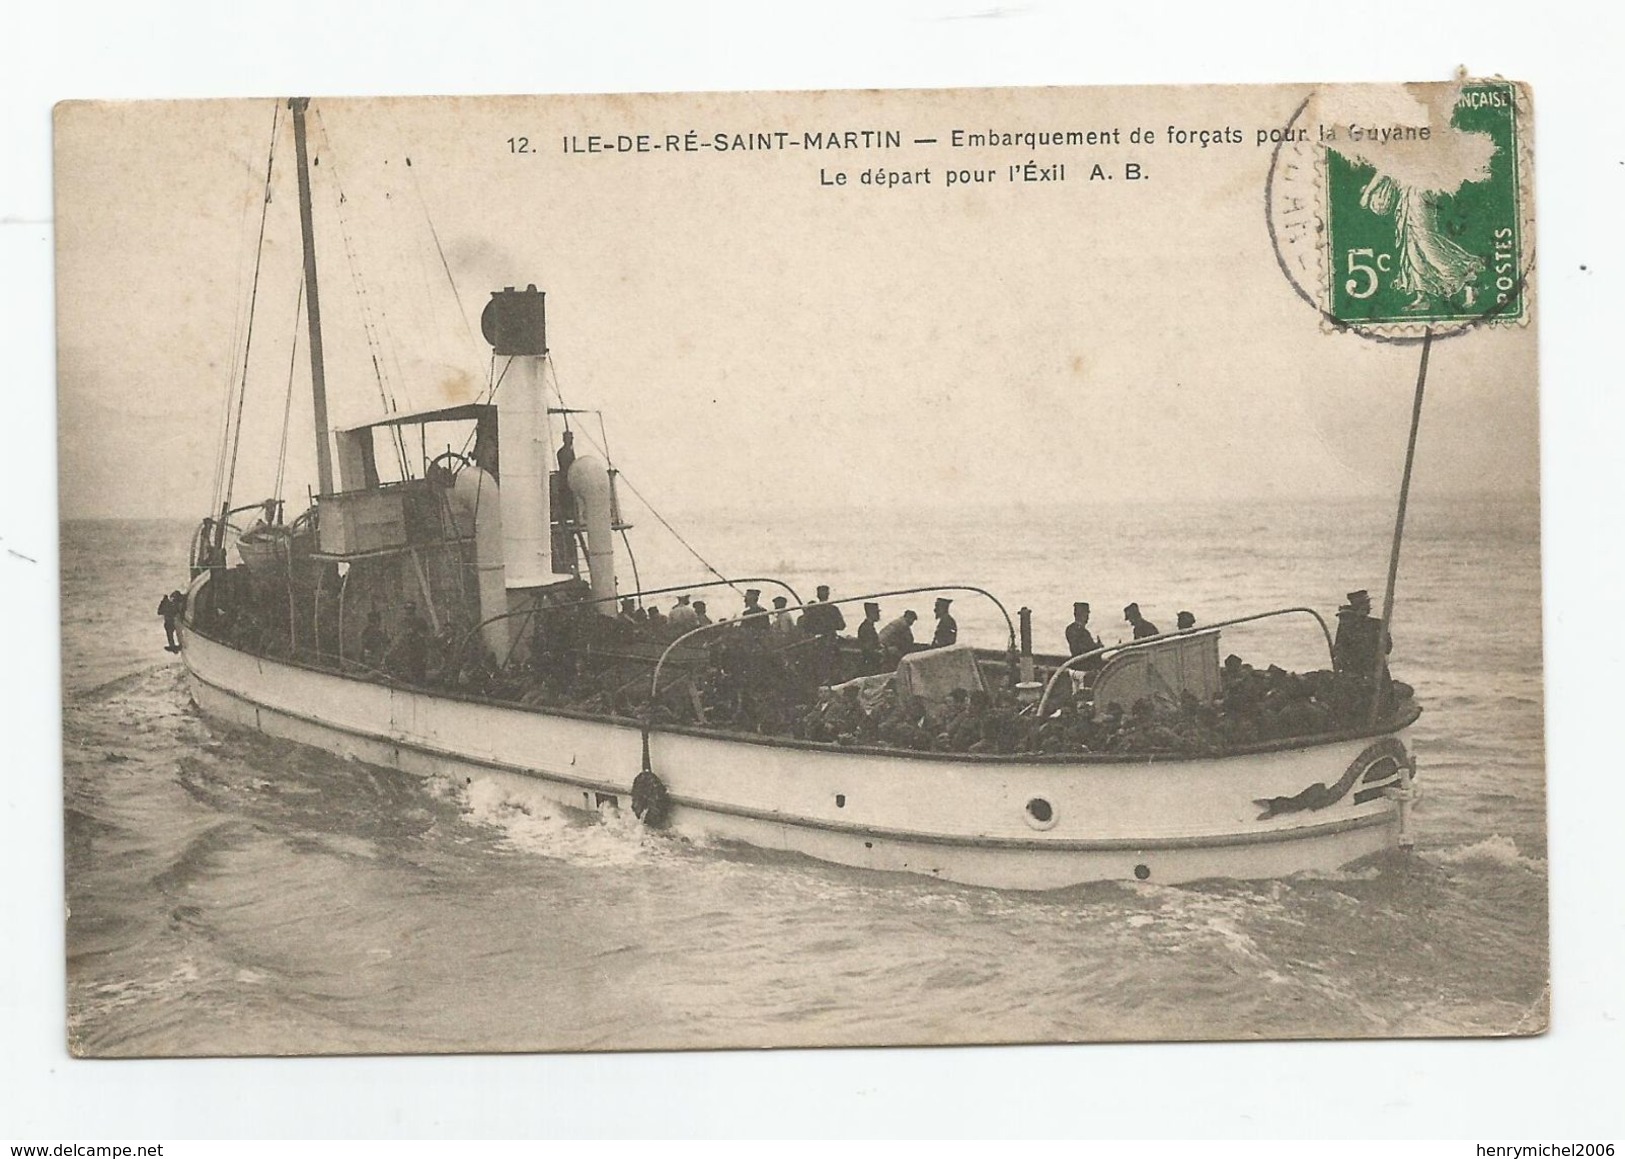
[1325,81,1524,326]
[1268,78,1532,335]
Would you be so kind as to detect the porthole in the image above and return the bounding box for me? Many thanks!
[1024,797,1058,831]
[1134,864,1151,881]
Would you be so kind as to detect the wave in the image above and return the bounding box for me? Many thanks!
[1428,833,1546,874]
[69,663,177,704]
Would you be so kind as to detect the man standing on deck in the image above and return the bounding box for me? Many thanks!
[1332,589,1394,719]
[800,585,846,685]
[857,602,884,673]
[879,609,919,662]
[740,589,770,634]
[1332,589,1390,675]
[1065,602,1100,659]
[668,594,698,630]
[931,598,958,648]
[770,596,797,640]
[1124,603,1160,640]
[799,585,846,638]
[555,430,577,523]
[392,602,430,684]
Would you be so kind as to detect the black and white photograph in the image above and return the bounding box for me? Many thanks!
[52,80,1550,1058]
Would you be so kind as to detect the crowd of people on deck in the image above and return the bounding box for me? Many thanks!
[168,565,1410,756]
[1063,600,1200,664]
[609,585,965,674]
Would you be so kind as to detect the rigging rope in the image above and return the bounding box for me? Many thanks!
[544,352,742,596]
[592,454,742,597]
[273,278,304,504]
[375,155,421,463]
[208,137,263,517]
[403,150,482,366]
[380,101,484,369]
[312,107,412,479]
[450,351,738,594]
[221,101,284,519]
[452,352,509,461]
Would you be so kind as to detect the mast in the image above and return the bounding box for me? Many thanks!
[1368,328,1433,727]
[288,97,335,497]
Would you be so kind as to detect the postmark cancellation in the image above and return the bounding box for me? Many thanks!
[1266,78,1533,338]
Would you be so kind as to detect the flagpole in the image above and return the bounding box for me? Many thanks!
[1369,327,1433,726]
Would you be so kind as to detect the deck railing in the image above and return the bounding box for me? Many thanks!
[1032,605,1336,718]
[648,584,1018,705]
[444,575,807,674]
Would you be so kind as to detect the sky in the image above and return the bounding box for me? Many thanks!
[53,84,1540,524]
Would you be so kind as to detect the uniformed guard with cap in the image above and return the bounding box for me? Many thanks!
[1332,589,1389,674]
[1124,602,1159,640]
[740,588,769,633]
[800,584,846,638]
[799,584,845,683]
[1065,601,1100,660]
[931,597,958,648]
[857,601,884,673]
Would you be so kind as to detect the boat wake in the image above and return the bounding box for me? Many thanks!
[452,774,676,870]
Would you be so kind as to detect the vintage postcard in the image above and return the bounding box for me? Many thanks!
[56,81,1544,1056]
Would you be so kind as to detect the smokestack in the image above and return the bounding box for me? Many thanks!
[481,285,552,588]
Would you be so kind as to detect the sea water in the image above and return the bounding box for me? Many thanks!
[61,496,1547,1054]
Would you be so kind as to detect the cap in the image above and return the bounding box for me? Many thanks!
[1177,610,1195,627]
[1123,602,1140,618]
[744,589,761,600]
[1073,601,1090,614]
[1346,589,1370,605]
[864,602,880,613]
[772,596,788,607]
[935,597,952,607]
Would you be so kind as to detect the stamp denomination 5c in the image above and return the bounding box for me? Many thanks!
[1268,79,1533,339]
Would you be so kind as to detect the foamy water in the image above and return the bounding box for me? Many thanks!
[61,497,1548,1055]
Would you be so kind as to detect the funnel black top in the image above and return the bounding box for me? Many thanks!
[480,284,548,356]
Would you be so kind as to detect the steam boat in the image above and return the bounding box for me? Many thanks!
[179,99,1421,890]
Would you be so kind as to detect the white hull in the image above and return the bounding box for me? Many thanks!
[181,626,1416,890]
